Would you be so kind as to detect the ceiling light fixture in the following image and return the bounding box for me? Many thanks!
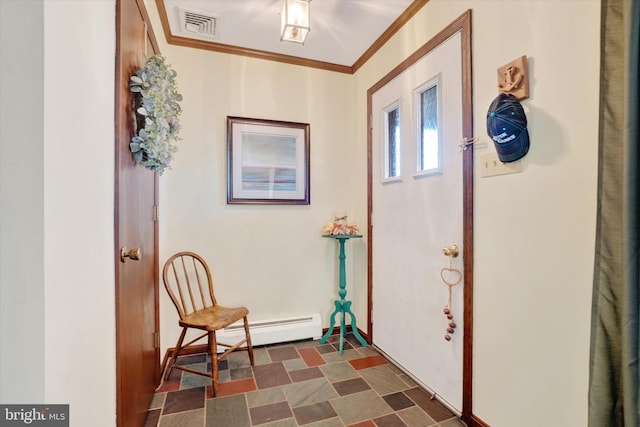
[280,0,310,44]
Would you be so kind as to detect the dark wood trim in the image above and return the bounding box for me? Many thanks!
[351,0,430,73]
[154,0,428,75]
[138,0,160,55]
[471,414,491,427]
[366,9,474,425]
[154,0,351,74]
[321,325,369,341]
[459,10,474,426]
[366,95,374,345]
[140,0,163,389]
[115,0,161,424]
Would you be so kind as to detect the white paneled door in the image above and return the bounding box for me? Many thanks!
[371,31,464,411]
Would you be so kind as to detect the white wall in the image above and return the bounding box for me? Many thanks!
[0,0,45,403]
[0,0,117,425]
[353,1,600,426]
[42,1,117,423]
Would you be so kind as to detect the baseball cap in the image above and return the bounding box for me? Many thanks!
[486,93,529,162]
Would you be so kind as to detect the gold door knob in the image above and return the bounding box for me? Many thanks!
[442,244,459,258]
[120,247,141,263]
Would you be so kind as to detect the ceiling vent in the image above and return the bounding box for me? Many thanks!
[179,7,219,38]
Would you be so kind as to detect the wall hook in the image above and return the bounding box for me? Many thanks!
[458,137,477,151]
[497,55,530,100]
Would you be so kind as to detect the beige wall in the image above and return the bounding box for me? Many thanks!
[147,7,362,352]
[151,1,600,426]
[1,0,45,404]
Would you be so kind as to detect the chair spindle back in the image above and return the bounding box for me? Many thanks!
[163,252,217,319]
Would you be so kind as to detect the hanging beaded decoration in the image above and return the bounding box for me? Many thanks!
[440,261,462,342]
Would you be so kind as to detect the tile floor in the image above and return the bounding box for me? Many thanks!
[144,334,467,427]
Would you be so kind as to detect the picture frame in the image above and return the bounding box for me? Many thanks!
[227,116,310,205]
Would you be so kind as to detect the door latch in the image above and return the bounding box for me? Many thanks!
[442,244,459,258]
[120,247,141,263]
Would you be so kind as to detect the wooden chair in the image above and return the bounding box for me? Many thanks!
[162,251,254,396]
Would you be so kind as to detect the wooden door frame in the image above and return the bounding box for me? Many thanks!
[366,10,477,426]
[114,0,161,424]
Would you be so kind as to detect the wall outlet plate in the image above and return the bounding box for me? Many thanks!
[480,152,523,177]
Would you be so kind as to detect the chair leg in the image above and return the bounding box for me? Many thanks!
[243,316,254,366]
[208,330,219,397]
[165,328,188,380]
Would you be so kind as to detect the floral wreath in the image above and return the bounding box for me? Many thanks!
[129,55,182,175]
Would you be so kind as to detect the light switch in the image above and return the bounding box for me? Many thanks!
[480,152,523,177]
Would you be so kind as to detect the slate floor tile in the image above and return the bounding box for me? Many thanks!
[145,336,464,427]
[250,401,293,425]
[268,345,301,362]
[332,377,371,396]
[162,387,205,415]
[382,391,415,411]
[159,409,204,427]
[330,390,393,425]
[253,362,292,389]
[282,377,338,408]
[289,366,325,383]
[298,347,327,367]
[372,413,408,427]
[205,394,250,427]
[348,355,388,370]
[358,365,409,395]
[403,387,455,422]
[395,406,437,427]
[292,401,337,425]
[319,361,359,383]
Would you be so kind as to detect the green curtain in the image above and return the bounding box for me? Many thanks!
[589,0,640,426]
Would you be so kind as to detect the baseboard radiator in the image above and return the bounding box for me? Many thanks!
[216,314,322,350]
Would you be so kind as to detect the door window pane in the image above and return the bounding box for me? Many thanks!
[384,105,400,179]
[418,83,439,172]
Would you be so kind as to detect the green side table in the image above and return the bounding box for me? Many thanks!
[320,234,368,353]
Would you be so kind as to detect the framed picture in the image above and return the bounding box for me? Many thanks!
[227,116,310,205]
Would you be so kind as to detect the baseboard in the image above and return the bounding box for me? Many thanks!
[470,414,490,427]
[323,325,370,341]
[161,326,370,375]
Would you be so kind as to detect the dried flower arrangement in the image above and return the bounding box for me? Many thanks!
[322,211,360,235]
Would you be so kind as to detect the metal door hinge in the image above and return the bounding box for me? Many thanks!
[154,332,160,348]
[153,205,158,222]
